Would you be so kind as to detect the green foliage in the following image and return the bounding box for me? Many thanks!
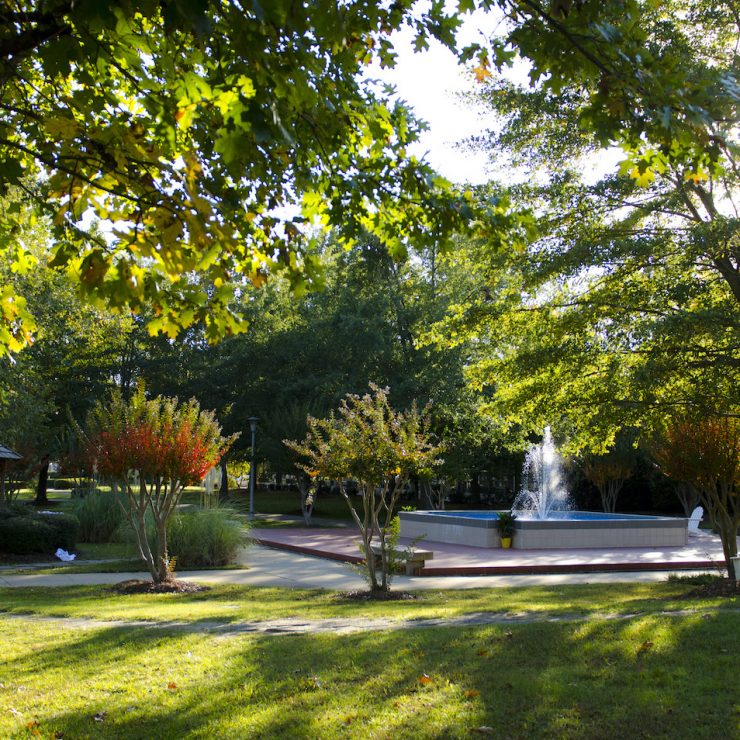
[286,384,443,592]
[164,506,250,568]
[0,507,79,554]
[442,0,740,452]
[0,0,484,350]
[496,510,518,538]
[71,491,126,544]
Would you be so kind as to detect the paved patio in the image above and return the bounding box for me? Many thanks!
[253,527,732,576]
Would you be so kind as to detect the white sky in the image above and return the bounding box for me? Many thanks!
[368,11,622,186]
[366,12,505,186]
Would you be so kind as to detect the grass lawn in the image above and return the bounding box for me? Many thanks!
[0,582,738,738]
[13,487,357,523]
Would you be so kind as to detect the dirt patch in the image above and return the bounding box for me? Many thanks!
[112,579,210,595]
[338,590,419,602]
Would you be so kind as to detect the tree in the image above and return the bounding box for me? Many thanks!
[0,217,136,503]
[582,456,632,513]
[652,416,739,581]
[6,1,732,357]
[437,0,739,450]
[286,385,442,593]
[0,0,485,352]
[82,387,236,584]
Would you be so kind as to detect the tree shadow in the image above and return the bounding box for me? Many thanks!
[2,609,737,738]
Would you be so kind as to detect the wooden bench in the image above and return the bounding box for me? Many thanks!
[369,542,433,575]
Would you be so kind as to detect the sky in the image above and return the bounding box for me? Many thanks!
[369,11,622,187]
[366,12,505,186]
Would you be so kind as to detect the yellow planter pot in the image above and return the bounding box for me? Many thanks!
[500,537,512,549]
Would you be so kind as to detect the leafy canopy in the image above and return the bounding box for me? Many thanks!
[0,0,487,351]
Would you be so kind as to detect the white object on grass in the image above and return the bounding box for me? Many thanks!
[55,548,76,562]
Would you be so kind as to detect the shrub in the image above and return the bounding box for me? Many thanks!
[164,506,249,567]
[0,508,79,554]
[50,478,74,490]
[72,491,126,543]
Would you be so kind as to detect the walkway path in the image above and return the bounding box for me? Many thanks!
[0,545,722,590]
[252,527,730,576]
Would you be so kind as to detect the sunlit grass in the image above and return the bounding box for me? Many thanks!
[0,581,735,624]
[0,607,736,738]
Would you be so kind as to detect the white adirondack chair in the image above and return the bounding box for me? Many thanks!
[687,506,713,537]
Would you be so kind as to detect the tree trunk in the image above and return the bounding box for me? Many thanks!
[34,457,50,505]
[219,458,229,501]
[155,516,172,584]
[298,474,314,526]
[470,473,481,506]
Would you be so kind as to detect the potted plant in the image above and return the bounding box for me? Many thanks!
[497,510,517,549]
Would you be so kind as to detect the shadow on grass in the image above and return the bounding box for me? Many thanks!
[2,609,738,739]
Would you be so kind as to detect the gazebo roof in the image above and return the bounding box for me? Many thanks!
[0,444,22,461]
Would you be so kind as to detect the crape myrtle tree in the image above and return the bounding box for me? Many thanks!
[82,386,236,584]
[286,385,443,593]
[652,415,739,581]
[580,432,635,512]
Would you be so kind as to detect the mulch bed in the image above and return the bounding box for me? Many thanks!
[684,579,740,599]
[112,579,210,595]
[338,590,419,602]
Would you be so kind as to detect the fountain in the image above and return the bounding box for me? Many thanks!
[513,426,572,519]
[398,426,689,549]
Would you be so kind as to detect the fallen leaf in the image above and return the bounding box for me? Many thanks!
[418,674,433,685]
[464,689,480,698]
[168,682,178,691]
[476,648,489,656]
[637,640,654,656]
[26,720,40,729]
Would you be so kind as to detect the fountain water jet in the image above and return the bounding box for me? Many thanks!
[513,426,572,519]
[399,427,690,549]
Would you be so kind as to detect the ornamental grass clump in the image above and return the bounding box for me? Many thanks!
[286,384,443,593]
[165,505,250,567]
[81,387,237,584]
[71,490,127,543]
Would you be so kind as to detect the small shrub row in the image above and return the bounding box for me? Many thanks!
[0,506,80,555]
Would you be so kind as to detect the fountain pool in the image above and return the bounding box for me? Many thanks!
[398,510,689,549]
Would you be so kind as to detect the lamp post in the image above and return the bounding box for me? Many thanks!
[247,417,259,519]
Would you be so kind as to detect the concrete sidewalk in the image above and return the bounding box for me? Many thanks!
[0,545,721,591]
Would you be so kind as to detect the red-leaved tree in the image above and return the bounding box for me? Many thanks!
[82,387,236,584]
[652,416,739,581]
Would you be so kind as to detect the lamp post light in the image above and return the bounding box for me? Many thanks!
[247,417,259,519]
